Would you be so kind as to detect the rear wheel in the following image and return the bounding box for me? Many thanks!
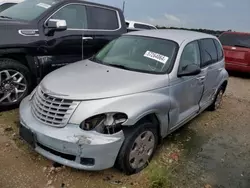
[208,86,224,111]
[116,122,158,175]
[0,59,31,109]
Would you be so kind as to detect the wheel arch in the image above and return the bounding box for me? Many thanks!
[0,51,39,85]
[132,113,164,143]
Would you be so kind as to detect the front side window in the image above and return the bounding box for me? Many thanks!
[200,39,218,67]
[179,41,200,71]
[87,6,119,30]
[51,4,87,29]
[219,33,250,48]
[0,3,16,13]
[0,0,58,21]
[93,35,178,74]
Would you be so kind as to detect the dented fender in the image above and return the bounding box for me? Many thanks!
[69,90,172,137]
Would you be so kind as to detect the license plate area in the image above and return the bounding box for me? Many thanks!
[19,124,36,148]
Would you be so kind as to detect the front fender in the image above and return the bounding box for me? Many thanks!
[69,91,171,137]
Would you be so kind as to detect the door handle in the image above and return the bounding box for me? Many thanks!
[82,37,93,40]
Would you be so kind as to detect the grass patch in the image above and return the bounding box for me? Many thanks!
[147,161,173,188]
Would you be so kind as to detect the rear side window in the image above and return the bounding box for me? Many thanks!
[51,4,87,29]
[87,6,119,30]
[219,33,250,48]
[134,23,154,30]
[0,3,16,13]
[213,39,224,61]
[200,39,218,67]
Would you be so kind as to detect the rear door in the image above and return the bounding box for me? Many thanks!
[199,38,222,109]
[219,33,250,67]
[85,6,124,54]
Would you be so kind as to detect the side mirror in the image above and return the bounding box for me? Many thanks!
[45,19,67,36]
[178,64,201,77]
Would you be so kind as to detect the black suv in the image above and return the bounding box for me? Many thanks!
[0,0,127,109]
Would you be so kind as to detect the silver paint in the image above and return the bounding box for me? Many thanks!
[19,30,229,170]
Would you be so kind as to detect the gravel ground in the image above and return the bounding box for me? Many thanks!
[0,75,249,188]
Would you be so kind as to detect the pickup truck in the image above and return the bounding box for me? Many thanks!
[0,0,127,109]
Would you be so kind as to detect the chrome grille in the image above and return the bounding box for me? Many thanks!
[31,87,79,127]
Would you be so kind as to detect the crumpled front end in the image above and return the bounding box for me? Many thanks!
[19,96,125,171]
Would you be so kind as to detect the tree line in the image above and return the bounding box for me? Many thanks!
[155,26,231,37]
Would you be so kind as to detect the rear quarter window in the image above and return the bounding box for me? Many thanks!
[134,23,154,30]
[87,6,119,30]
[213,39,224,61]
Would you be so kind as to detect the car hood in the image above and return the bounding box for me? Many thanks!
[40,60,169,100]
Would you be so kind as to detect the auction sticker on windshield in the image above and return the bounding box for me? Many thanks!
[144,51,169,64]
[37,3,51,9]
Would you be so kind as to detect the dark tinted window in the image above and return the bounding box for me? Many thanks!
[87,6,119,30]
[134,23,155,30]
[219,33,250,48]
[0,3,16,13]
[0,0,58,21]
[213,39,224,60]
[200,39,218,67]
[51,4,87,29]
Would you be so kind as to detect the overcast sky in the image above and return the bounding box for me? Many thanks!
[90,0,250,32]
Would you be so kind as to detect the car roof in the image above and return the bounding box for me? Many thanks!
[125,29,217,45]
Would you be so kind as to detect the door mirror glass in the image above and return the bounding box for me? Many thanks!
[47,19,67,31]
[178,64,201,77]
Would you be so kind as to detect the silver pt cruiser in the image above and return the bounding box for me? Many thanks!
[19,30,228,174]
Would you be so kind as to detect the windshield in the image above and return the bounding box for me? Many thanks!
[0,0,58,21]
[93,35,178,74]
[219,33,250,48]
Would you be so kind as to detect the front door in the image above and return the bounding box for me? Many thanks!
[39,3,94,77]
[169,41,204,130]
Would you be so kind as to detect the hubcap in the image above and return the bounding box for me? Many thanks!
[0,70,27,104]
[215,90,223,109]
[129,131,155,169]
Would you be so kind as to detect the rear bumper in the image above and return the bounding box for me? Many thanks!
[19,97,125,171]
[225,62,250,73]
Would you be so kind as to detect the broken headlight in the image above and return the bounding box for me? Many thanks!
[80,113,128,134]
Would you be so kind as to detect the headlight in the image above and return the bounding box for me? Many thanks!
[80,113,128,134]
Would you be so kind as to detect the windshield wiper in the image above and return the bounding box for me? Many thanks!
[107,63,131,70]
[234,44,250,48]
[0,16,13,19]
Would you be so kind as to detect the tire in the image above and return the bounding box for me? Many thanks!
[208,86,225,111]
[0,58,31,110]
[115,122,158,175]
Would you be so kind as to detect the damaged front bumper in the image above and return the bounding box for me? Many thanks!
[19,97,125,171]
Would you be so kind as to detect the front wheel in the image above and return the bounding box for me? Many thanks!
[0,59,31,110]
[116,122,158,175]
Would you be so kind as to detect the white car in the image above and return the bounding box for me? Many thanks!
[126,20,157,31]
[0,0,24,12]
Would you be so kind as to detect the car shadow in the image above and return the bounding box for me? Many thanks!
[228,70,250,79]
